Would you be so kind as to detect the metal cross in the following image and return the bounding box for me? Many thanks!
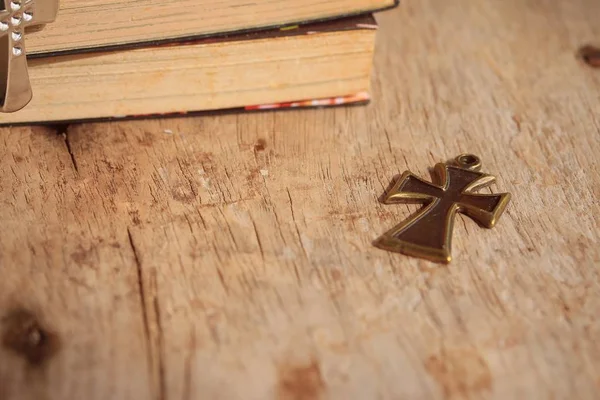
[375,154,511,263]
[1,0,58,112]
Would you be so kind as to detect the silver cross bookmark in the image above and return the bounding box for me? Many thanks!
[1,0,58,113]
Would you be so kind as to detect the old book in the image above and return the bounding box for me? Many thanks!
[28,0,397,55]
[1,16,378,125]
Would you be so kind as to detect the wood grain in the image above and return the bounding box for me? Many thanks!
[2,0,600,399]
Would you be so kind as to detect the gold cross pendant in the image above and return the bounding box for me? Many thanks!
[375,154,511,264]
[1,0,58,112]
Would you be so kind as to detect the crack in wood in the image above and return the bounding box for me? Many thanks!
[287,188,309,260]
[127,227,166,400]
[250,214,265,261]
[52,124,78,173]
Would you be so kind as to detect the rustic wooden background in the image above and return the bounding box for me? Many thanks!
[1,0,599,399]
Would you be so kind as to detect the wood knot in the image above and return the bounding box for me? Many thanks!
[171,182,197,203]
[425,347,491,398]
[578,45,600,68]
[254,138,267,152]
[2,309,60,366]
[277,359,325,400]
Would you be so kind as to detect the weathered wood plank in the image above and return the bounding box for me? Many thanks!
[1,0,600,399]
[0,127,153,399]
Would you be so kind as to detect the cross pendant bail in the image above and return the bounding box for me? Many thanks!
[0,0,59,113]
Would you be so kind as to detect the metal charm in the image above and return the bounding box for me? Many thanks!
[1,0,58,112]
[374,154,511,263]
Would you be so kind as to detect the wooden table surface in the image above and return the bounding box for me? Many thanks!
[1,1,599,399]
